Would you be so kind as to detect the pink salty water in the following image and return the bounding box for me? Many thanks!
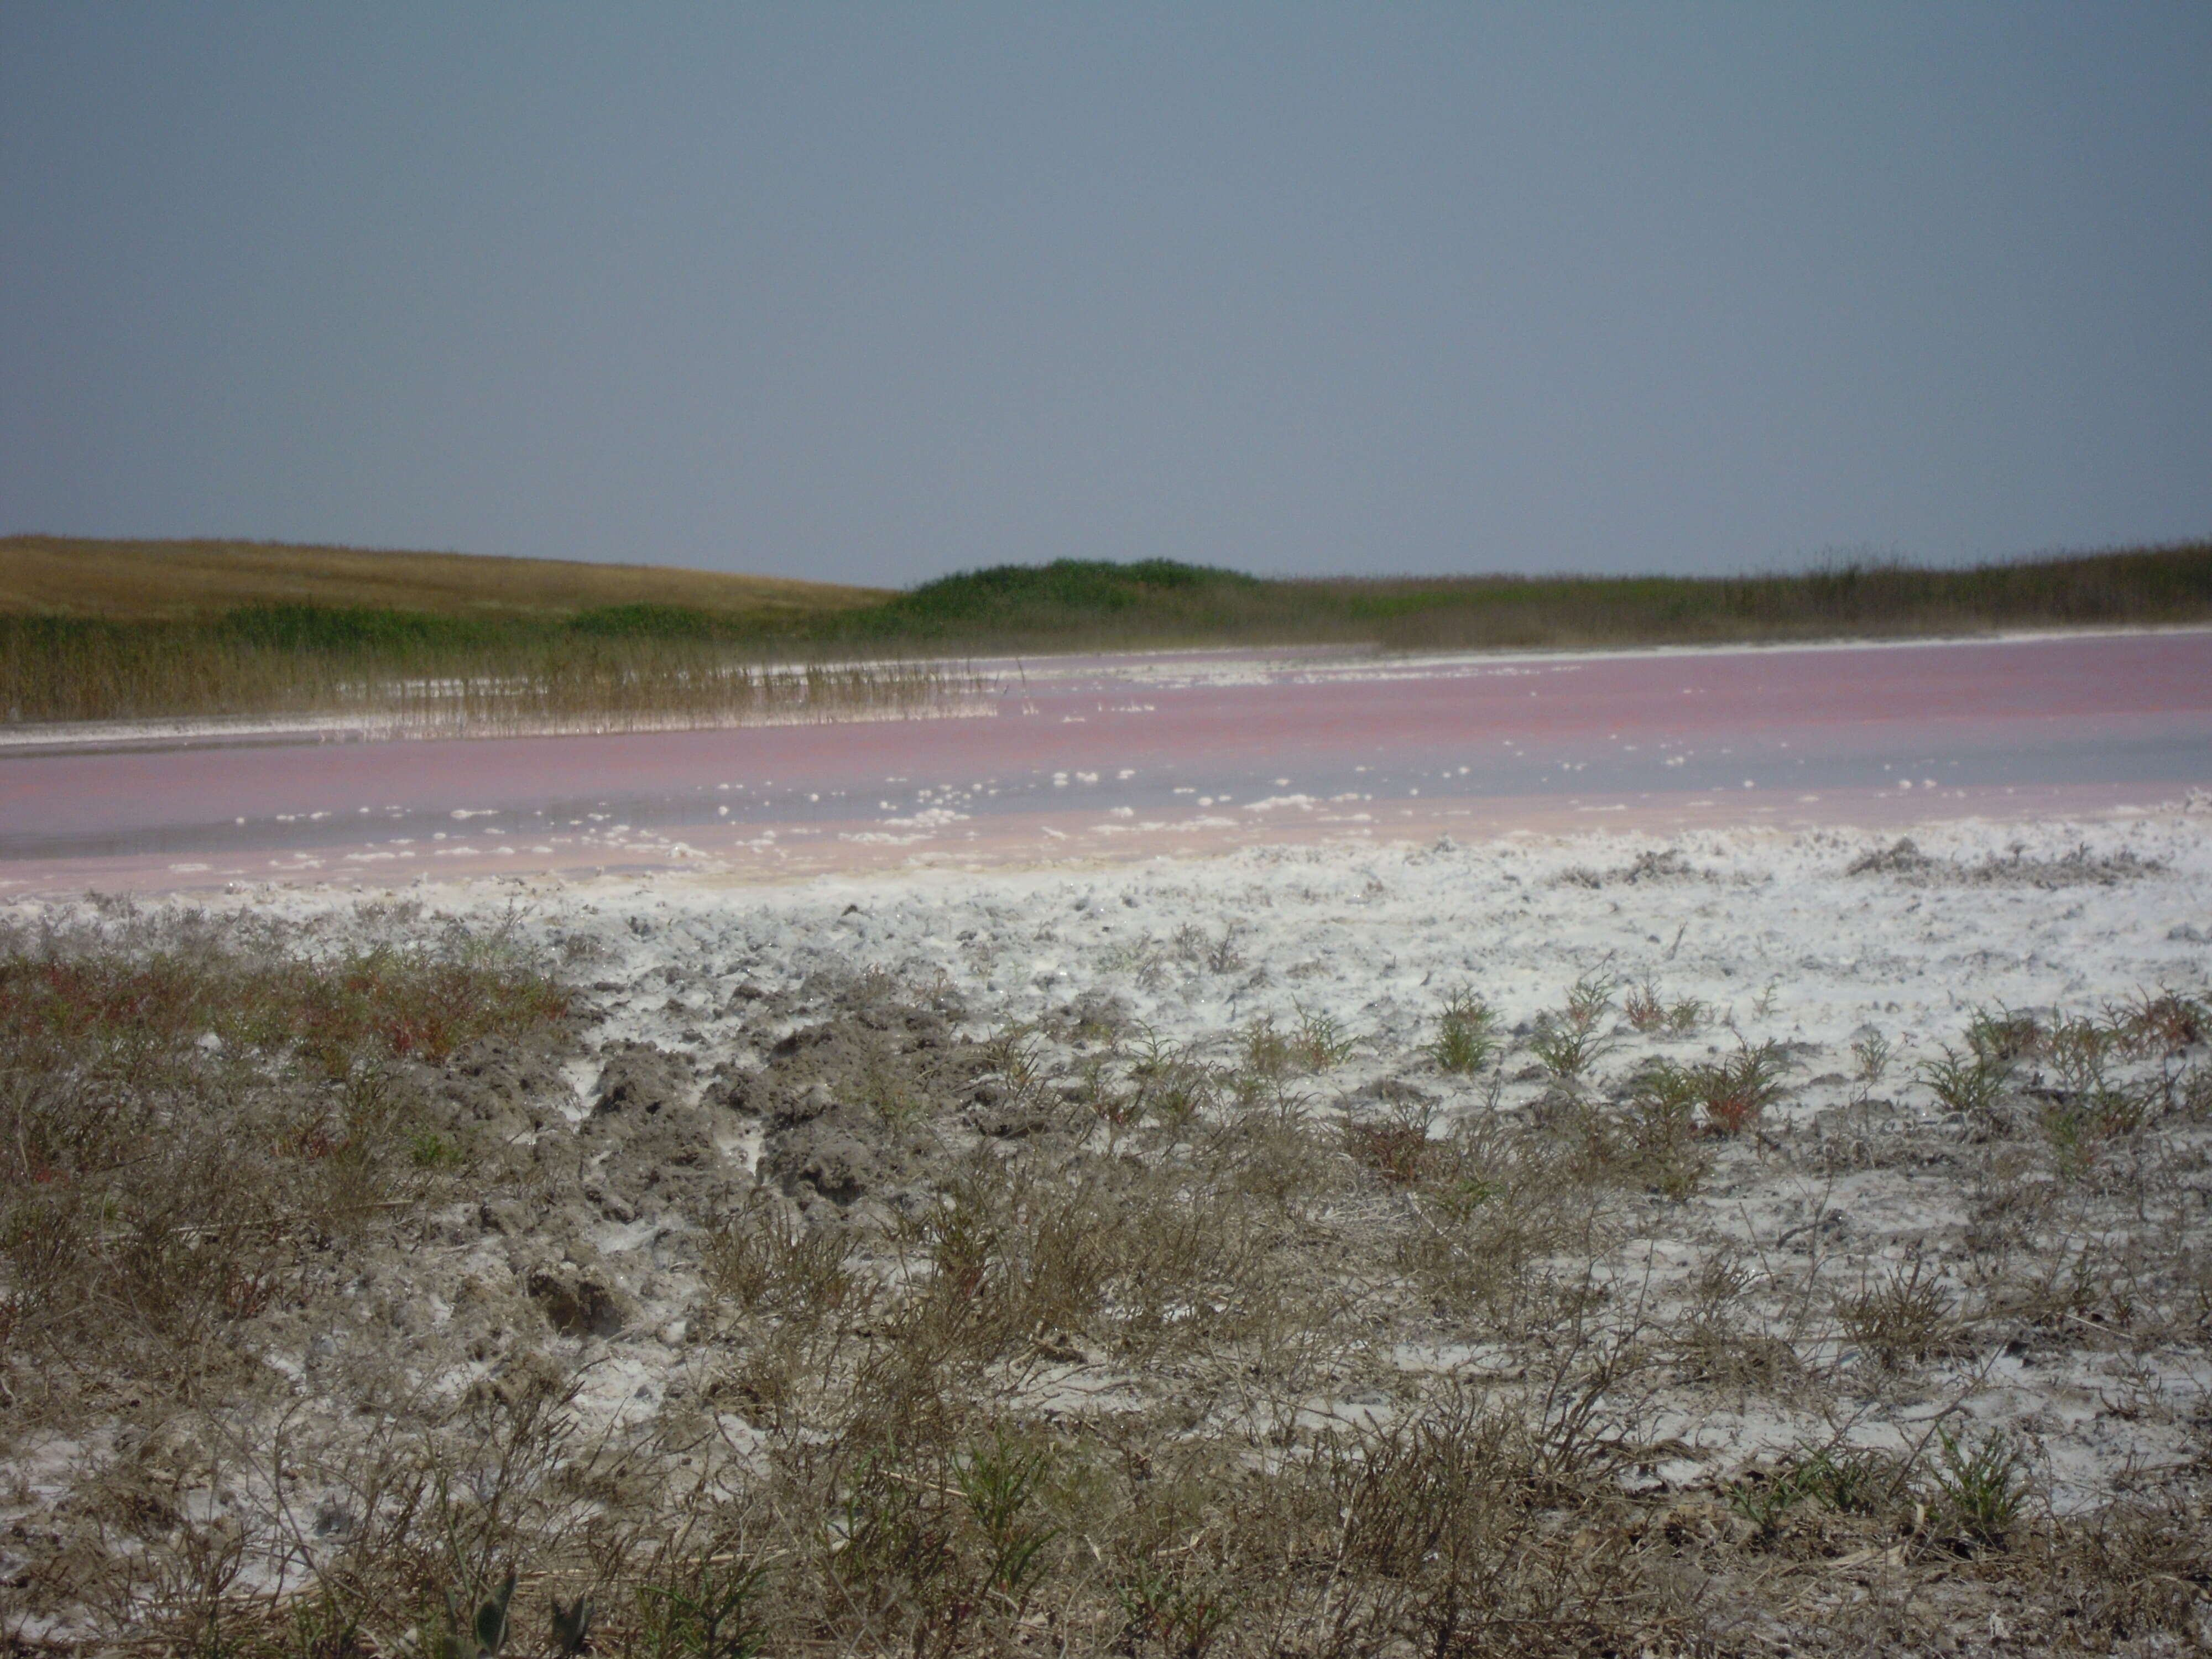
[2,630,2208,895]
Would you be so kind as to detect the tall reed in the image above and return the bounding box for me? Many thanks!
[0,615,987,733]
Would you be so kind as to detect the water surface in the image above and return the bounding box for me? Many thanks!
[4,630,2206,893]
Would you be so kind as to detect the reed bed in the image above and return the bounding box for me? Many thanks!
[0,615,989,734]
[352,658,993,739]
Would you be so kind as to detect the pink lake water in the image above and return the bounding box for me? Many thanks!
[3,630,2208,895]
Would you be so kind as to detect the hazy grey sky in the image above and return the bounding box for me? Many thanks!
[4,5,2209,587]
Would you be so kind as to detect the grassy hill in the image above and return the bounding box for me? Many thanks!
[0,534,889,624]
[0,536,915,729]
[831,542,2212,651]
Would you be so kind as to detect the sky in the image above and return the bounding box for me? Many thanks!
[3,6,2209,589]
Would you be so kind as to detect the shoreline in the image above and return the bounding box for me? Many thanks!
[9,621,2212,757]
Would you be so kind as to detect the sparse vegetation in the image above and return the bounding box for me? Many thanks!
[1920,1043,2007,1119]
[1623,979,1703,1035]
[1932,1426,2031,1548]
[1838,1258,1959,1368]
[2,904,2208,1656]
[1527,976,1615,1084]
[1597,1059,1709,1199]
[1688,1037,1790,1136]
[1426,985,1498,1074]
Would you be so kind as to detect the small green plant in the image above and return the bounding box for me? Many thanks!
[1932,1425,2028,1547]
[2043,1015,2110,1088]
[1850,1030,1892,1084]
[1790,1445,1891,1514]
[1563,971,1617,1032]
[638,1559,770,1659]
[980,1021,1046,1105]
[1240,1014,1293,1081]
[549,1596,593,1658]
[856,1051,925,1125]
[1427,987,1498,1074]
[1838,1258,1954,1368]
[409,1130,466,1171]
[2037,1092,2148,1173]
[956,1431,1061,1614]
[1129,1024,1215,1130]
[1729,1445,1893,1535]
[1726,1468,1809,1537]
[2108,987,2205,1056]
[1526,972,1622,1083]
[1919,1044,2005,1119]
[1117,1565,1234,1659]
[1096,931,1168,989]
[1172,923,1245,973]
[1964,1004,2042,1067]
[2040,1099,2090,1174]
[1621,981,1666,1033]
[1691,1039,1789,1136]
[1623,982,1703,1035]
[1290,1003,1357,1071]
[1528,1019,1605,1084]
[2035,1015,2149,1159]
[434,1571,514,1659]
[1609,1060,1708,1198]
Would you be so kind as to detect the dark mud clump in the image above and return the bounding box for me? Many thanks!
[580,1042,748,1227]
[448,969,1001,1247]
[732,971,999,1216]
[434,1034,577,1140]
[525,1261,630,1338]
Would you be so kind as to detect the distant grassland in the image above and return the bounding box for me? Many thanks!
[3,534,2208,726]
[0,534,890,623]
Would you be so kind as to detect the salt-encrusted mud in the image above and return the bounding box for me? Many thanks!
[4,807,2209,1652]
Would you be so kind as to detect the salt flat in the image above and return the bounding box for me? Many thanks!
[4,801,2209,1651]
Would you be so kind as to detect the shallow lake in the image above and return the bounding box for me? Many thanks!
[4,629,2208,893]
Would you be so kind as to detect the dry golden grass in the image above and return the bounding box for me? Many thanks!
[0,536,888,624]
